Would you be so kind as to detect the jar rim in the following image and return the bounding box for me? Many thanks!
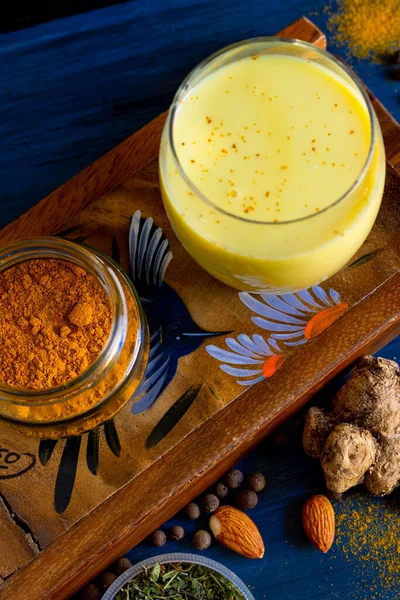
[0,237,139,407]
[167,37,377,226]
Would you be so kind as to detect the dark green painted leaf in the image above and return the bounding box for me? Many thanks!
[347,247,384,270]
[112,237,120,265]
[145,384,202,450]
[104,419,121,457]
[55,224,83,238]
[38,439,58,466]
[86,428,100,475]
[70,235,89,244]
[54,436,82,514]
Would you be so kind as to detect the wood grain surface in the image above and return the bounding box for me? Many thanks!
[0,16,399,600]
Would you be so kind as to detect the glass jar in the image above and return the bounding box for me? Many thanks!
[159,38,385,293]
[0,238,149,439]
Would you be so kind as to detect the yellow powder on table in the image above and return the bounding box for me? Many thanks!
[334,493,400,594]
[327,0,400,61]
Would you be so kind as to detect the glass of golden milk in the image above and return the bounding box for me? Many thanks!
[159,39,385,293]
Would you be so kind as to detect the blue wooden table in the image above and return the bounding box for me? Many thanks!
[1,2,399,598]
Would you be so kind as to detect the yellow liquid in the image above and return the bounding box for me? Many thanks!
[160,50,385,292]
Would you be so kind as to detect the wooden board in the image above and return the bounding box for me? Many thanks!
[0,17,400,600]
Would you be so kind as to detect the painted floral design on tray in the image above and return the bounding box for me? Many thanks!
[129,210,226,415]
[40,212,375,513]
[41,211,226,513]
[206,285,348,386]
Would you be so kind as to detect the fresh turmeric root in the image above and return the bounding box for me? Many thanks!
[303,356,400,496]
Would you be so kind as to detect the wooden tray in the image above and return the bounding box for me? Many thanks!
[1,17,400,600]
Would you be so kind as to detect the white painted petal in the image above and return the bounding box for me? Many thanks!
[252,317,304,332]
[297,288,324,309]
[270,331,305,340]
[284,339,308,346]
[129,210,141,280]
[153,239,169,287]
[240,294,305,324]
[145,227,163,284]
[267,337,282,352]
[220,365,262,377]
[329,288,341,304]
[312,285,331,306]
[225,337,262,358]
[206,345,263,365]
[158,251,173,286]
[138,217,153,280]
[237,334,264,355]
[252,334,274,355]
[236,375,265,386]
[281,292,314,313]
[260,294,307,317]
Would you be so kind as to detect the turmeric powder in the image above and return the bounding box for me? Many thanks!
[335,494,400,593]
[0,259,112,390]
[327,0,400,61]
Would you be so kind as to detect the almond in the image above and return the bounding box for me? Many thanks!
[209,505,264,559]
[302,494,335,553]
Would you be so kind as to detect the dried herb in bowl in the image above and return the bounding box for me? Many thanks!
[114,562,245,599]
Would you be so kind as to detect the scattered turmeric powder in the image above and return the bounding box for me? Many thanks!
[335,493,400,593]
[327,0,400,61]
[0,259,112,390]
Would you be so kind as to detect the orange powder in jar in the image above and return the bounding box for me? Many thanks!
[0,259,112,390]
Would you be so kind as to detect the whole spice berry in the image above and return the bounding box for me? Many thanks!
[246,472,266,493]
[201,493,220,514]
[111,557,132,576]
[80,583,101,600]
[236,490,258,511]
[214,482,229,499]
[169,525,185,541]
[183,502,201,520]
[100,572,117,591]
[192,530,212,550]
[223,469,244,489]
[150,530,167,547]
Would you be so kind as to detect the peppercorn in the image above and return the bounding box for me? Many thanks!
[201,493,220,514]
[169,525,185,541]
[150,530,167,547]
[111,557,132,576]
[100,572,117,591]
[183,502,201,520]
[192,530,212,550]
[223,469,244,489]
[236,490,258,510]
[80,583,101,600]
[214,482,229,499]
[246,472,266,493]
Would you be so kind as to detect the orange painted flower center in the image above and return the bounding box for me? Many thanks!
[304,302,349,340]
[262,354,285,378]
